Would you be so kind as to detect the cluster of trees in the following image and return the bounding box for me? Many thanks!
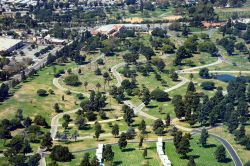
[173,77,250,143]
[79,152,99,166]
[122,105,135,126]
[61,91,107,132]
[174,34,218,66]
[34,45,54,57]
[173,128,191,158]
[218,20,249,58]
[4,134,41,166]
[0,109,52,165]
[188,0,216,27]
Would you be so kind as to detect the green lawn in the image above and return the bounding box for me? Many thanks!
[46,142,161,166]
[111,142,161,166]
[165,135,234,166]
[0,62,78,123]
[59,56,124,94]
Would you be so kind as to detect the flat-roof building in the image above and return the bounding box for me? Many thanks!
[0,37,23,55]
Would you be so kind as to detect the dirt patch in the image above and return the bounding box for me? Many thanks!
[123,17,144,23]
[162,15,183,21]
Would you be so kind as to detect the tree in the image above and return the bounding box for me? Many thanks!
[153,119,164,135]
[64,74,81,86]
[37,89,47,96]
[199,128,209,147]
[80,153,90,166]
[112,124,119,138]
[15,109,23,121]
[141,46,155,60]
[143,148,147,159]
[96,83,101,92]
[0,83,9,101]
[95,122,102,140]
[150,88,169,101]
[170,72,178,81]
[90,156,99,166]
[123,53,139,64]
[187,82,196,92]
[234,125,245,142]
[71,130,79,142]
[215,145,226,162]
[27,153,41,166]
[0,127,12,140]
[84,81,88,91]
[23,117,32,128]
[75,115,86,129]
[139,136,144,149]
[34,115,48,127]
[187,156,196,166]
[103,145,114,162]
[228,111,239,133]
[50,145,73,162]
[118,132,127,151]
[123,106,134,126]
[201,81,215,90]
[177,136,190,157]
[199,68,210,78]
[174,131,183,149]
[141,87,151,105]
[138,120,146,133]
[41,132,53,150]
[53,103,60,113]
[165,113,171,127]
[62,121,69,130]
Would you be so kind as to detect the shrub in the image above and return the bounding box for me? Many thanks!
[37,89,48,96]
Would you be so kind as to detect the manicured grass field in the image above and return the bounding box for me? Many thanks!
[0,62,78,123]
[111,142,161,166]
[165,135,234,166]
[59,55,124,94]
[46,142,161,166]
[58,115,155,138]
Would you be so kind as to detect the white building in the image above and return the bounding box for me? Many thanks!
[0,37,23,55]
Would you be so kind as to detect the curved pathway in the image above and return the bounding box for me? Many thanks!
[50,54,245,166]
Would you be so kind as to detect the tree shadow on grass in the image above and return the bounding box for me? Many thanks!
[203,144,216,148]
[145,105,158,109]
[122,148,135,152]
[221,158,232,163]
[145,157,153,160]
[190,154,200,159]
[113,161,122,165]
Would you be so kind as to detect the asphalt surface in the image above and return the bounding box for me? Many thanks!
[210,134,243,166]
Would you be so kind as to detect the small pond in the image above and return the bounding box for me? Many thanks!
[213,74,250,83]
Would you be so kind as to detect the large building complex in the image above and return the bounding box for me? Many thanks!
[0,37,23,55]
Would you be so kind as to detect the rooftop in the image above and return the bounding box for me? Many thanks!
[0,37,22,52]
